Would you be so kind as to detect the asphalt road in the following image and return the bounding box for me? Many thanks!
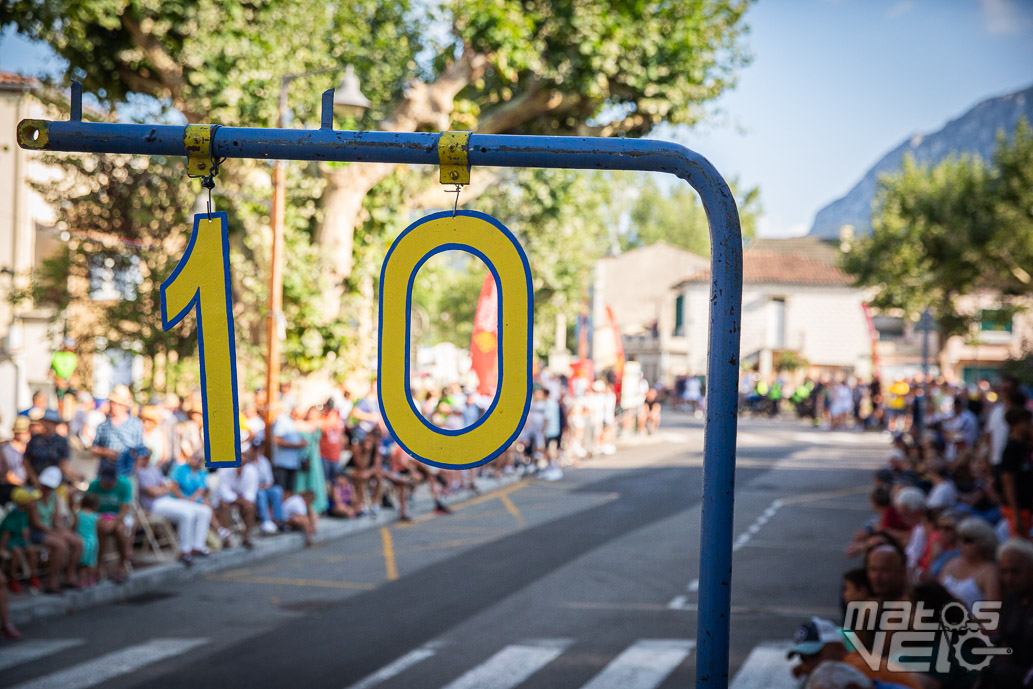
[0,412,887,689]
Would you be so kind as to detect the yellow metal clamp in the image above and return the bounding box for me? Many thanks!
[438,131,471,185]
[184,124,216,177]
[17,120,50,150]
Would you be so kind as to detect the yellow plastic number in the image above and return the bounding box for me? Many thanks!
[379,210,533,469]
[161,212,242,467]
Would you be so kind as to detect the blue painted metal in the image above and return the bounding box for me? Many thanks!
[18,88,742,688]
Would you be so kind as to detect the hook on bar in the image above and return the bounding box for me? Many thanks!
[70,82,82,122]
[320,89,334,130]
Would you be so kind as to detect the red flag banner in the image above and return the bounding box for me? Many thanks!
[470,274,499,395]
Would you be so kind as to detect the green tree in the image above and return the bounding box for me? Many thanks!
[840,119,1033,339]
[620,174,760,255]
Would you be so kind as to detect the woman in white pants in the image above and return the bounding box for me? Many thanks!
[135,452,212,565]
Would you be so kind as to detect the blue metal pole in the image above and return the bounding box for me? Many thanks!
[19,113,742,688]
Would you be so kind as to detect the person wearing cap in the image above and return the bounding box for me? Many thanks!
[24,409,74,484]
[86,462,133,582]
[29,466,83,592]
[135,448,213,564]
[1,416,35,500]
[0,487,43,594]
[787,617,921,687]
[92,385,143,468]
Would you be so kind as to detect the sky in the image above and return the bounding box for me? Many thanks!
[2,0,1033,237]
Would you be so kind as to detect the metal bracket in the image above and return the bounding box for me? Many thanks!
[17,119,50,150]
[438,131,471,185]
[184,124,216,177]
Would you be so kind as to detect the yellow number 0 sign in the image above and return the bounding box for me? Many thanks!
[379,210,533,469]
[161,212,242,467]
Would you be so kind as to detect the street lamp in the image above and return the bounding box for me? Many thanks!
[265,65,370,460]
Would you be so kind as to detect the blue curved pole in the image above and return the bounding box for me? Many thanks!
[19,105,742,689]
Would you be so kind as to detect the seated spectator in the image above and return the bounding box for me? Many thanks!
[75,492,100,587]
[214,440,258,549]
[171,452,231,546]
[0,487,42,593]
[841,568,871,614]
[86,462,132,582]
[136,449,213,565]
[328,474,357,519]
[25,409,75,483]
[938,517,1001,610]
[983,538,1033,688]
[30,466,83,592]
[893,487,928,570]
[907,582,979,689]
[787,617,921,688]
[919,510,961,582]
[923,458,958,509]
[866,542,910,603]
[847,487,907,557]
[282,490,317,547]
[254,443,284,534]
[92,386,143,470]
[1,417,33,500]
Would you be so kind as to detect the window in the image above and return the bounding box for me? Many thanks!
[771,297,786,349]
[979,309,1013,333]
[674,294,685,336]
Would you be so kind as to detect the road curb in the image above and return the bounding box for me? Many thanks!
[10,474,522,627]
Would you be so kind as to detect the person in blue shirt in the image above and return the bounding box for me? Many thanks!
[271,403,307,492]
[170,452,232,546]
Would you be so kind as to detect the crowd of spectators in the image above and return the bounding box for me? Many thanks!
[787,375,1033,688]
[0,359,665,642]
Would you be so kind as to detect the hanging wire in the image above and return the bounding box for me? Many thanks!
[447,183,462,217]
[200,155,226,220]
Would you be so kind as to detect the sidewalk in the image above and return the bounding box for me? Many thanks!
[10,473,520,627]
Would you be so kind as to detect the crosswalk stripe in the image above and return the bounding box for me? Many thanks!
[343,642,443,689]
[5,638,208,689]
[439,638,572,689]
[729,642,796,689]
[0,640,84,672]
[578,639,695,689]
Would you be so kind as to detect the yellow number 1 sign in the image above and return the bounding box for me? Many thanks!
[161,212,242,467]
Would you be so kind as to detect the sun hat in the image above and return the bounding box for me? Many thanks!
[108,385,133,407]
[11,487,41,505]
[12,417,30,434]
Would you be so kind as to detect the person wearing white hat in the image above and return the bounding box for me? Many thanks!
[30,466,83,591]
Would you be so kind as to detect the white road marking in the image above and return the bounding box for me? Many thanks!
[729,642,796,689]
[6,638,207,689]
[667,595,688,609]
[578,639,695,689]
[0,639,83,672]
[439,638,572,689]
[343,641,444,689]
[688,579,699,592]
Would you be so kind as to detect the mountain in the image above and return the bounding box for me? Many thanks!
[809,85,1033,238]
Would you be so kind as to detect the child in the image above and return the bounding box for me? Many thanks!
[75,492,101,587]
[0,487,42,593]
[329,475,357,519]
[282,490,317,546]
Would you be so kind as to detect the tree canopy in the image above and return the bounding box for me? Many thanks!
[840,119,1033,339]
